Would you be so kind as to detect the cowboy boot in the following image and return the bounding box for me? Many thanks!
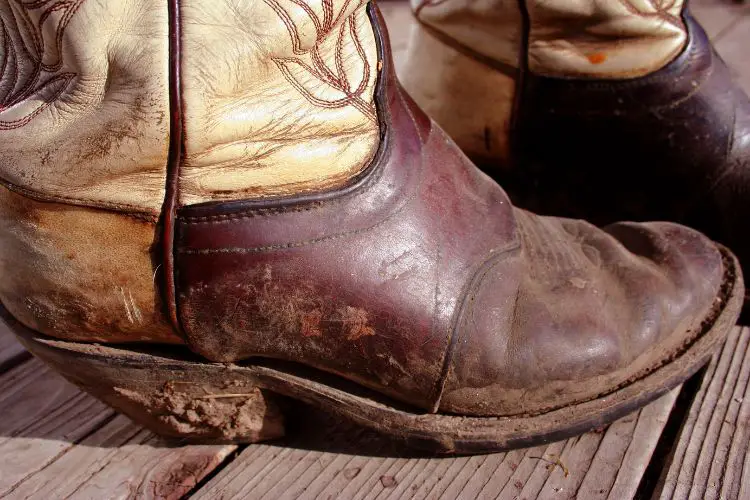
[0,0,742,453]
[404,0,750,311]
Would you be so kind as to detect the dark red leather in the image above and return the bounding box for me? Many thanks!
[506,14,750,296]
[171,5,732,418]
[174,6,518,411]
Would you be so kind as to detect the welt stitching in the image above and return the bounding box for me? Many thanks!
[180,181,420,254]
[0,179,158,217]
[399,86,423,147]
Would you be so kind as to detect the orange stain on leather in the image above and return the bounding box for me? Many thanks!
[587,52,607,65]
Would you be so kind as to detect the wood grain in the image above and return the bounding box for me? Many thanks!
[0,320,29,372]
[0,358,114,496]
[192,389,677,500]
[7,414,237,500]
[656,327,750,500]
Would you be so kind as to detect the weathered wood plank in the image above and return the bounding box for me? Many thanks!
[0,320,29,372]
[656,326,750,500]
[0,358,115,496]
[191,388,677,499]
[7,414,237,500]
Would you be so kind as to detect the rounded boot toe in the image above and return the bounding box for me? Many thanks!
[439,214,733,417]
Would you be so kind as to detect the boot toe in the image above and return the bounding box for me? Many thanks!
[439,214,729,416]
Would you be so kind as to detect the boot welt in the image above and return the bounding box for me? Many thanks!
[3,246,742,455]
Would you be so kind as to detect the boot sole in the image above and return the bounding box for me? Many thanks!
[3,247,743,454]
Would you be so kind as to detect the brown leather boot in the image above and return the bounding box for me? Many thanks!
[0,0,742,453]
[404,0,750,312]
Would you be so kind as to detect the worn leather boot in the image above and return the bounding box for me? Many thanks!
[0,0,742,453]
[404,0,750,312]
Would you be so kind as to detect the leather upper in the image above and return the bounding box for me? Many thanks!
[174,6,729,415]
[175,23,519,409]
[442,214,723,415]
[0,1,736,417]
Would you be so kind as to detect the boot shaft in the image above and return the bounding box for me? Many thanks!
[413,0,688,79]
[0,0,379,213]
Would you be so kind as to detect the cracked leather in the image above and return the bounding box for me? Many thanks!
[173,6,728,416]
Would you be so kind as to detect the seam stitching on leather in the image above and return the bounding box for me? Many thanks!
[430,239,523,412]
[180,156,389,223]
[0,180,159,220]
[398,87,423,147]
[179,172,423,254]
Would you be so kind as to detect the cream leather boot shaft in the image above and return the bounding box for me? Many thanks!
[402,0,688,164]
[0,0,379,343]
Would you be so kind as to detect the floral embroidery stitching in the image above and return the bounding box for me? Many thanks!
[0,0,85,130]
[264,0,377,121]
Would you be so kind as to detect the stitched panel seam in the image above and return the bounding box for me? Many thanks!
[429,239,523,412]
[179,169,424,254]
[0,179,159,219]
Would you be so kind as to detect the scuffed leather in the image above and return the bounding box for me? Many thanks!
[442,213,723,415]
[0,0,169,214]
[0,1,734,418]
[526,0,687,78]
[0,0,381,346]
[0,0,175,346]
[175,77,518,410]
[0,188,180,344]
[173,5,729,415]
[178,0,380,204]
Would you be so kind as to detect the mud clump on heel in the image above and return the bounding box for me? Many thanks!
[4,318,288,444]
[112,380,285,443]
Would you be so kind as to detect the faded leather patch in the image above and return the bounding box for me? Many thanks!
[0,188,180,344]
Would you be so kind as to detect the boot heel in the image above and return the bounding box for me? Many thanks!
[8,321,286,444]
[104,376,286,444]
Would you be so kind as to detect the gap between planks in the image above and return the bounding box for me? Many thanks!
[0,328,238,500]
[190,387,678,500]
[655,326,750,500]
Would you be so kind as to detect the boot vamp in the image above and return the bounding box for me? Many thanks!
[440,209,725,416]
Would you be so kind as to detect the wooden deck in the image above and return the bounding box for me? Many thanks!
[1,1,749,498]
[2,321,748,499]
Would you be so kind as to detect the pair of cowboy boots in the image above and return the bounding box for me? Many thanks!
[0,0,744,453]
